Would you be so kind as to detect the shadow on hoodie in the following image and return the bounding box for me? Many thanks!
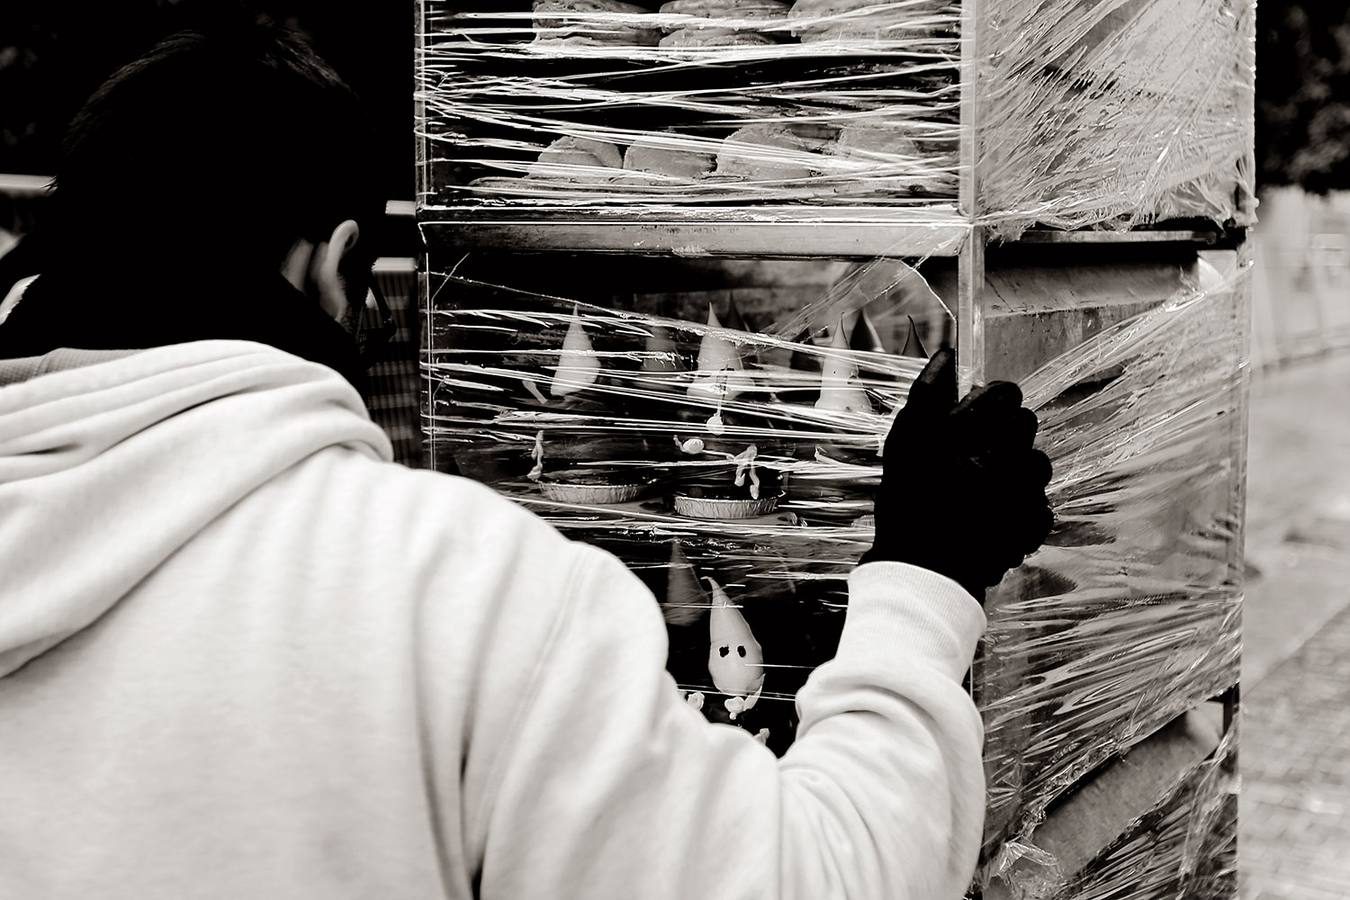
[0,340,391,676]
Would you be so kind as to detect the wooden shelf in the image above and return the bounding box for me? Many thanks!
[0,173,52,198]
[417,206,972,258]
[1011,227,1224,246]
[984,706,1229,900]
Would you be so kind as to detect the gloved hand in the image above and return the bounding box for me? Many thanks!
[861,348,1054,602]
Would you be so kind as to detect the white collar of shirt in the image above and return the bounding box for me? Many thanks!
[0,274,38,327]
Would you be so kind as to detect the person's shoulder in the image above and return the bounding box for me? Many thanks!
[313,450,582,578]
[346,452,557,524]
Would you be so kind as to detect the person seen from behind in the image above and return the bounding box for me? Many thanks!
[0,18,1053,900]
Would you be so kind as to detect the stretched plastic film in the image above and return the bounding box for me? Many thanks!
[1023,721,1237,900]
[977,249,1248,894]
[975,0,1256,236]
[416,0,1252,892]
[423,251,953,750]
[417,0,1255,232]
[417,2,964,212]
[420,245,1247,894]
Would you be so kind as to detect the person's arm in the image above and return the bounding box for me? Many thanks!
[463,350,1049,898]
[469,544,984,900]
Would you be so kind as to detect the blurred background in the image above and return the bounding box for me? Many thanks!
[0,1,414,203]
[4,2,1348,365]
[2,2,1348,897]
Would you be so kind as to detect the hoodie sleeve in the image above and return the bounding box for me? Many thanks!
[472,546,986,900]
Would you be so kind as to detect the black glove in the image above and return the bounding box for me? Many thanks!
[860,348,1054,602]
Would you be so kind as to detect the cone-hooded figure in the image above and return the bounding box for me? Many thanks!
[815,318,872,413]
[705,577,765,720]
[688,304,751,401]
[549,305,601,398]
[0,21,1054,900]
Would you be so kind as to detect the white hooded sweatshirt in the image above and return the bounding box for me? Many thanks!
[0,341,986,900]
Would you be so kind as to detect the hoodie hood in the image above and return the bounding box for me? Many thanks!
[0,341,392,677]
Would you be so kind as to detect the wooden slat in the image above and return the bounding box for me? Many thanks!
[0,174,52,198]
[959,0,980,221]
[1013,228,1221,245]
[419,214,971,259]
[983,706,1227,900]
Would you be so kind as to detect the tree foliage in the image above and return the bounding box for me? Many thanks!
[0,2,411,198]
[1,2,1334,195]
[1258,3,1350,192]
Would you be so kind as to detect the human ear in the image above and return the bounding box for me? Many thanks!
[310,219,361,322]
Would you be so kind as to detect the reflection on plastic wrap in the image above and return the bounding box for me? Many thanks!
[1079,738,1237,899]
[420,247,1247,889]
[424,252,952,753]
[416,2,962,209]
[1015,721,1237,900]
[978,254,1250,891]
[417,0,1256,232]
[976,0,1256,236]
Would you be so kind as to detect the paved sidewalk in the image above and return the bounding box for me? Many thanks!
[1240,352,1350,898]
[1242,599,1350,898]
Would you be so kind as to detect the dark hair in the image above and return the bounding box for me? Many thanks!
[0,18,382,387]
[49,17,382,275]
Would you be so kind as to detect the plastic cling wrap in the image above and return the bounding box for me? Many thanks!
[420,244,1248,894]
[417,2,963,212]
[417,0,1255,232]
[423,251,954,752]
[976,0,1256,236]
[975,248,1249,894]
[417,1,1253,892]
[1075,732,1237,900]
[1008,719,1238,900]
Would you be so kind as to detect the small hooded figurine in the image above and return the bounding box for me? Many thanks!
[688,304,750,401]
[641,324,681,392]
[814,318,872,413]
[848,307,886,354]
[706,577,764,720]
[900,315,929,359]
[550,305,601,398]
[661,541,709,627]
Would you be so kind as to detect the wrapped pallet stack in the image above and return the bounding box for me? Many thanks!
[414,1,1254,896]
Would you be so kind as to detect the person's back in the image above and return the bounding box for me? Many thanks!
[0,338,998,898]
[2,343,458,895]
[0,341,633,896]
[0,19,1052,899]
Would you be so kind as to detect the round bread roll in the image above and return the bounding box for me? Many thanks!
[533,31,663,47]
[714,124,835,181]
[834,122,923,159]
[535,0,650,25]
[527,136,626,180]
[534,0,662,45]
[831,123,958,194]
[623,142,717,179]
[660,28,778,46]
[788,0,947,42]
[659,0,790,18]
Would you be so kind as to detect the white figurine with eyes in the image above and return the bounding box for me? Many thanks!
[705,577,764,720]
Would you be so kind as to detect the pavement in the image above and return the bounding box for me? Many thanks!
[1239,351,1350,898]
